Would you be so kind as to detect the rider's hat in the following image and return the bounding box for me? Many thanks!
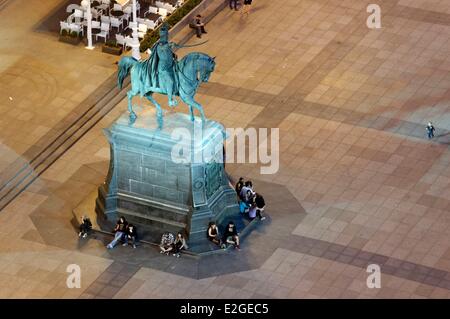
[159,23,169,35]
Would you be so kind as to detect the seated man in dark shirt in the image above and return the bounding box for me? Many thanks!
[123,224,138,249]
[222,221,240,250]
[191,14,207,38]
[78,215,92,239]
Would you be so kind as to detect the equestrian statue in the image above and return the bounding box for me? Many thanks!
[117,23,216,123]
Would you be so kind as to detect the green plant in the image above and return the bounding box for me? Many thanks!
[61,29,68,36]
[70,31,79,38]
[139,0,203,52]
[105,39,119,48]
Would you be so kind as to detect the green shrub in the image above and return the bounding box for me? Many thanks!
[61,29,68,36]
[105,39,119,48]
[139,0,203,52]
[70,31,79,38]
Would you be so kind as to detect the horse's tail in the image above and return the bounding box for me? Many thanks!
[117,57,137,90]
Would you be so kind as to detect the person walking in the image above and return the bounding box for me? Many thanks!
[426,122,435,139]
[241,0,253,16]
[229,0,238,10]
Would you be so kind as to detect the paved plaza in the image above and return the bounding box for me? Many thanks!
[0,0,450,298]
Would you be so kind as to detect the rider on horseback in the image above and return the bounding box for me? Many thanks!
[117,24,215,124]
[147,23,180,107]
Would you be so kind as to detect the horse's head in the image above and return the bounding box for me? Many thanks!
[198,55,216,83]
[178,53,216,86]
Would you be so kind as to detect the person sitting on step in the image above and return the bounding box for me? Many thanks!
[107,216,128,249]
[207,221,222,246]
[235,177,244,198]
[222,221,240,250]
[191,14,207,38]
[172,232,188,257]
[78,215,92,239]
[123,224,138,249]
[159,232,175,255]
[250,193,266,221]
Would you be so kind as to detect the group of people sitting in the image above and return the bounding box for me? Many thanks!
[159,231,188,258]
[105,216,139,249]
[79,178,266,253]
[235,178,266,221]
[207,221,240,250]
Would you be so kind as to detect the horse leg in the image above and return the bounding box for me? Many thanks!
[145,92,163,120]
[179,94,194,121]
[188,105,194,121]
[182,96,205,122]
[127,90,137,122]
[163,74,178,108]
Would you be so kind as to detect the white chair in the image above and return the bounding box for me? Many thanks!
[110,17,122,31]
[137,23,148,39]
[158,8,168,18]
[113,3,122,11]
[137,18,156,30]
[155,1,174,12]
[91,20,101,29]
[116,34,126,50]
[101,22,110,30]
[147,6,158,15]
[144,19,156,30]
[124,36,133,49]
[60,21,70,34]
[163,3,175,13]
[69,23,83,36]
[96,23,110,42]
[101,15,110,24]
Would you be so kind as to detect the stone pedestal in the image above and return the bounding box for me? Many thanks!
[95,108,238,244]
